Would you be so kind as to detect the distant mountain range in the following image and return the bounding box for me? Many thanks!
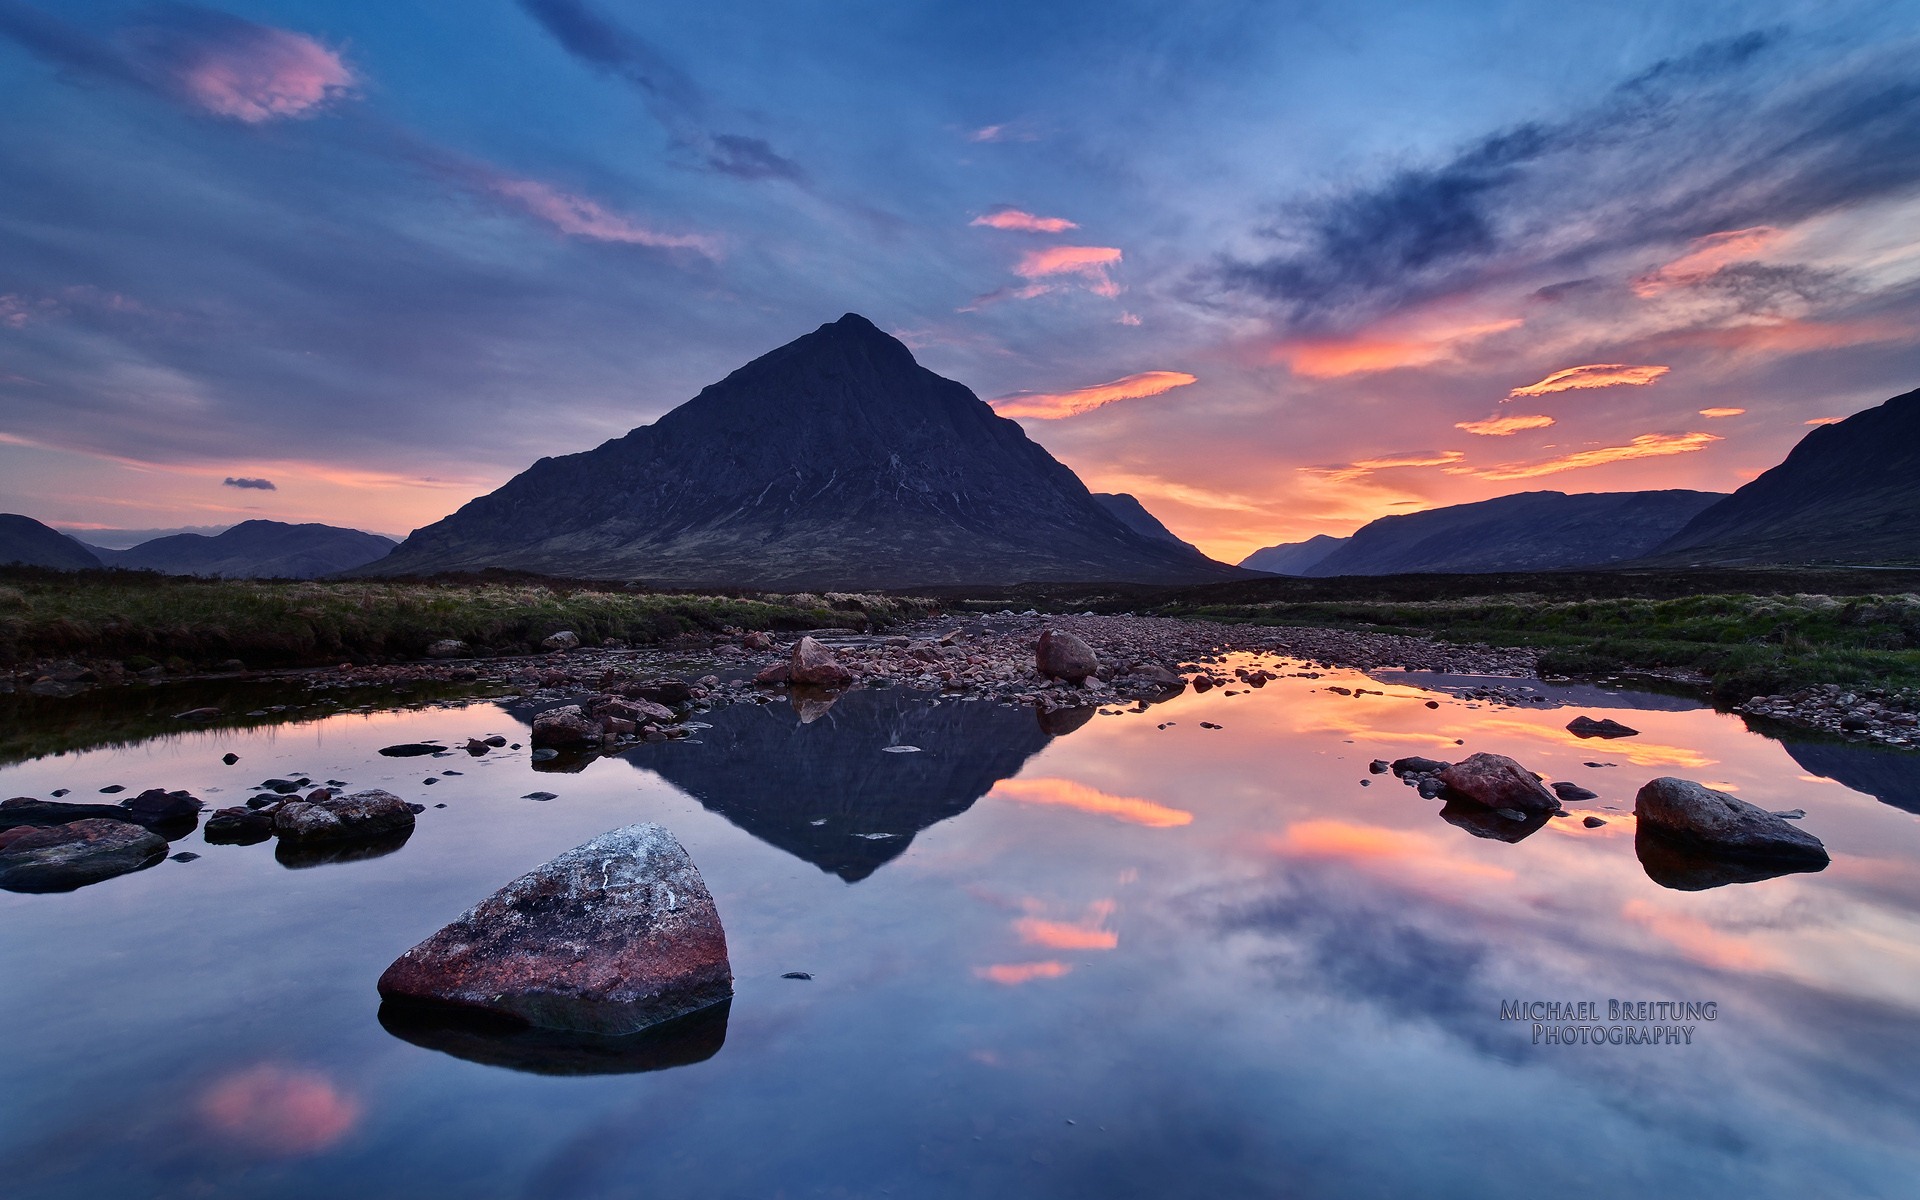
[364,314,1244,588]
[1647,387,1920,566]
[1239,490,1725,576]
[1,514,104,570]
[89,520,397,578]
[1241,533,1350,576]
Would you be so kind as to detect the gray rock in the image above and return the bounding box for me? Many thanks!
[377,823,732,1035]
[1634,777,1829,864]
[542,630,581,651]
[273,788,416,844]
[204,806,275,844]
[0,819,168,893]
[425,638,469,658]
[1036,629,1099,683]
[1437,753,1559,814]
[1567,716,1640,739]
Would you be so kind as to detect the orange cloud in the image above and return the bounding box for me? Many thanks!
[1271,820,1513,881]
[1012,245,1124,297]
[1300,449,1466,485]
[976,961,1072,985]
[199,1065,361,1155]
[1276,318,1522,378]
[1698,407,1746,418]
[1806,416,1842,425]
[1633,227,1785,297]
[1621,899,1774,972]
[991,370,1196,419]
[1456,414,1556,436]
[972,209,1079,233]
[1650,317,1910,357]
[1015,899,1118,950]
[988,777,1192,827]
[1507,364,1670,398]
[1468,431,1721,481]
[177,26,356,123]
[488,177,719,256]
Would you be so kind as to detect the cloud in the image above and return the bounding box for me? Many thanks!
[992,370,1196,419]
[1117,311,1141,326]
[1015,901,1119,951]
[223,476,275,490]
[487,176,719,254]
[1806,416,1843,425]
[1456,413,1555,436]
[974,961,1071,985]
[198,1064,361,1156]
[967,124,1007,143]
[1632,227,1786,297]
[1276,317,1522,378]
[0,4,357,123]
[1469,431,1721,481]
[516,0,804,183]
[1698,407,1746,418]
[1301,449,1466,485]
[1507,363,1669,397]
[971,207,1079,233]
[987,777,1192,827]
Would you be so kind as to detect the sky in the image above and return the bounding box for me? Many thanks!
[2,0,1918,562]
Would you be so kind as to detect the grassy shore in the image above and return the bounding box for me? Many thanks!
[0,568,934,670]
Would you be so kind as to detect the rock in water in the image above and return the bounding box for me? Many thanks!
[1436,753,1559,814]
[274,789,416,844]
[0,819,168,893]
[377,823,732,1035]
[1567,716,1640,739]
[1634,777,1829,864]
[1036,629,1099,683]
[531,705,603,748]
[789,636,854,687]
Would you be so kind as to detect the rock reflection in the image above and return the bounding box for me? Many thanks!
[629,691,1058,881]
[1635,826,1828,891]
[378,998,729,1076]
[274,827,413,869]
[1438,798,1550,843]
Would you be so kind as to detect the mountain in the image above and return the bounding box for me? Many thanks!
[364,315,1244,589]
[1650,388,1920,565]
[1240,533,1350,575]
[0,514,104,570]
[1301,490,1725,576]
[1091,492,1202,554]
[98,520,397,578]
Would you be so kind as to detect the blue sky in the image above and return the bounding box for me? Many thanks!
[2,0,1917,557]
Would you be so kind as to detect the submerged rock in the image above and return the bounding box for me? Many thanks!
[0,819,168,893]
[789,636,854,688]
[1567,716,1640,739]
[1437,753,1558,814]
[273,788,416,844]
[1035,628,1099,683]
[377,823,732,1035]
[1634,777,1829,866]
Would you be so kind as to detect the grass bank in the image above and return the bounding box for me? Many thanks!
[0,569,936,670]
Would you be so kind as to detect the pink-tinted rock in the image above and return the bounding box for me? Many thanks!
[1436,753,1558,815]
[377,823,732,1035]
[531,705,602,748]
[0,818,167,893]
[1036,628,1099,683]
[789,636,854,687]
[753,661,791,685]
[273,789,416,844]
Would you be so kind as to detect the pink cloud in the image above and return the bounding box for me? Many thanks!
[971,208,1079,233]
[171,26,356,123]
[1467,431,1722,481]
[992,370,1196,419]
[198,1064,361,1156]
[1008,244,1123,297]
[1455,413,1556,436]
[1507,363,1669,398]
[1698,407,1746,418]
[1633,227,1786,297]
[488,177,720,256]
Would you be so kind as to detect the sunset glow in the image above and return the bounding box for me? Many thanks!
[1507,364,1671,398]
[987,778,1193,827]
[992,370,1197,419]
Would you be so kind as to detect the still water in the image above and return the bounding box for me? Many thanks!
[4,655,1920,1199]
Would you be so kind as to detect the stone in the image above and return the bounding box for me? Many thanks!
[0,819,168,893]
[629,679,694,706]
[789,636,854,687]
[1128,662,1185,690]
[1550,781,1599,803]
[1035,629,1098,683]
[379,743,444,758]
[204,806,275,845]
[542,630,581,651]
[425,639,469,658]
[1634,777,1829,865]
[377,823,732,1035]
[1369,760,1391,774]
[464,738,492,755]
[1390,756,1452,778]
[222,752,240,765]
[1567,716,1640,739]
[598,697,675,725]
[531,705,603,748]
[1436,753,1559,815]
[121,788,202,822]
[1,796,141,831]
[741,630,774,651]
[273,789,417,844]
[754,661,791,686]
[1583,816,1606,828]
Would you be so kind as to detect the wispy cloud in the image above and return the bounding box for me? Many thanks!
[1275,317,1521,378]
[992,370,1195,419]
[1016,244,1123,291]
[1698,407,1746,418]
[487,176,719,255]
[1301,450,1466,485]
[987,777,1192,827]
[1633,227,1785,297]
[1507,363,1668,398]
[1455,413,1555,436]
[971,207,1078,233]
[1468,431,1721,481]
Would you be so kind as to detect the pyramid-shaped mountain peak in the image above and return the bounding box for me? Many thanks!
[368,316,1243,589]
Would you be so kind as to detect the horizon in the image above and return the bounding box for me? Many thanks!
[3,2,1918,563]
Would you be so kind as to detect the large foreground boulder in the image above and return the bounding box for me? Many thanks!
[273,789,416,844]
[788,636,854,687]
[377,823,732,1035]
[0,819,168,893]
[1437,753,1559,814]
[1036,628,1099,683]
[1634,777,1829,865]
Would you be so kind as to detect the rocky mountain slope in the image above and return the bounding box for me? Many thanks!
[0,514,103,570]
[1091,493,1202,555]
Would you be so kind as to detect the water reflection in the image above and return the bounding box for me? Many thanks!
[379,998,729,1076]
[1635,826,1829,891]
[273,827,413,869]
[1782,739,1920,814]
[1438,797,1550,843]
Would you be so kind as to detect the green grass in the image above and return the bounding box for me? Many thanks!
[1162,592,1920,700]
[0,569,936,670]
